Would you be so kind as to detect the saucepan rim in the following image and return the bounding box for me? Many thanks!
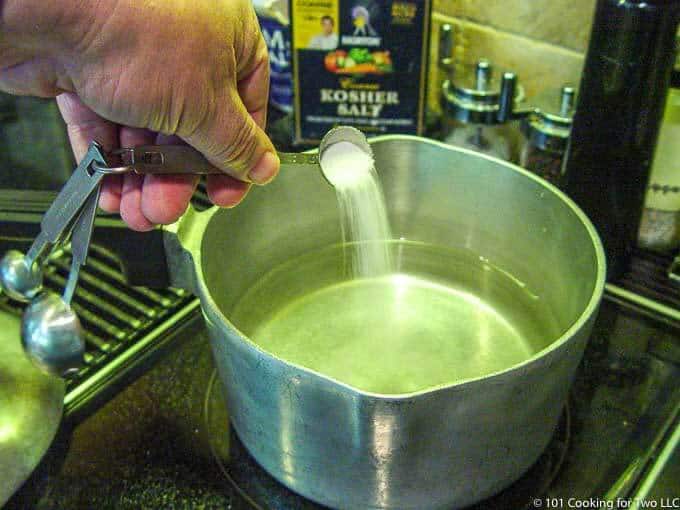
[193,135,607,399]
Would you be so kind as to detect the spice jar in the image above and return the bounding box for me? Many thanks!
[520,86,575,186]
[441,60,524,161]
[638,61,680,253]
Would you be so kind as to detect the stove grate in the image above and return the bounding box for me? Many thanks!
[0,241,201,422]
[615,249,680,311]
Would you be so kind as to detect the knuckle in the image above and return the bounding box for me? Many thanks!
[212,117,259,175]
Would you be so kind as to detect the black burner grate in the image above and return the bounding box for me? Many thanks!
[192,180,213,211]
[0,182,219,422]
[0,241,201,423]
[615,249,680,311]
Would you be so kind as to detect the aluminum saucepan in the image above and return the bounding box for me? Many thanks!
[0,309,66,507]
[125,135,606,509]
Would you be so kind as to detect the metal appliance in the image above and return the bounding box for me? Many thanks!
[6,279,676,509]
[1,0,680,502]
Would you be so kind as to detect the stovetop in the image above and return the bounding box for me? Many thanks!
[0,190,212,424]
[3,287,675,509]
[1,100,678,508]
[0,187,678,508]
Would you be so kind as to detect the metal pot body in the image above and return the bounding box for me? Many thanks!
[0,307,65,507]
[166,136,605,509]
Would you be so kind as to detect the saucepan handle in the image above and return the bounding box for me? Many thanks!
[99,225,172,288]
[104,205,214,293]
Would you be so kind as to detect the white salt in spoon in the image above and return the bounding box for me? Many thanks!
[317,126,374,187]
[278,126,373,187]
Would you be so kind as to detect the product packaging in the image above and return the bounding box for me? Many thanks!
[254,0,294,113]
[291,0,430,143]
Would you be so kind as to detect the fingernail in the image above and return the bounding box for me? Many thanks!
[248,152,280,185]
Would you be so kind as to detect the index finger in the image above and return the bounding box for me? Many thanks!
[237,52,270,129]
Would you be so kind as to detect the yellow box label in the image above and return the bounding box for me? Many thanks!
[292,0,340,50]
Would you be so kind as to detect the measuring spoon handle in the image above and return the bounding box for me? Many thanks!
[101,146,319,175]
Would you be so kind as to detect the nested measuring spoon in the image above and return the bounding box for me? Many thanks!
[1,141,116,376]
[0,141,241,376]
[0,126,371,376]
[0,141,240,376]
[21,187,101,377]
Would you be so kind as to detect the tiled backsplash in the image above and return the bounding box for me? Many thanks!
[428,0,596,113]
[434,0,596,52]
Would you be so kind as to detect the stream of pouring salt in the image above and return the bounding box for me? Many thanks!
[233,140,555,393]
[319,141,393,277]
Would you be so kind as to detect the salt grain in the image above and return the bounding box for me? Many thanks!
[320,141,393,278]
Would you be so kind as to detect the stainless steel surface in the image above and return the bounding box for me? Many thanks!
[0,141,107,303]
[317,125,373,185]
[521,85,575,153]
[441,60,528,125]
[438,24,453,71]
[276,151,318,167]
[304,126,373,186]
[26,142,107,265]
[91,131,368,184]
[63,187,100,304]
[0,249,42,302]
[157,135,605,509]
[318,125,372,160]
[560,86,576,117]
[21,291,85,378]
[106,145,321,173]
[497,72,517,123]
[475,60,491,90]
[20,233,87,376]
[99,145,225,175]
[0,309,65,507]
[2,145,105,376]
[104,146,321,174]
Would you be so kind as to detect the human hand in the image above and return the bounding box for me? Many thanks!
[0,0,279,230]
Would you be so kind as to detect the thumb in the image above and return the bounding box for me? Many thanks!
[182,89,280,185]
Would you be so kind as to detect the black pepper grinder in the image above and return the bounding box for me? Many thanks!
[561,0,680,280]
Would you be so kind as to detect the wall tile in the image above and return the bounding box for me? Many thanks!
[427,15,585,114]
[433,0,596,52]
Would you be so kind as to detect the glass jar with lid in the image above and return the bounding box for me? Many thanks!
[520,85,576,186]
[440,60,524,161]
